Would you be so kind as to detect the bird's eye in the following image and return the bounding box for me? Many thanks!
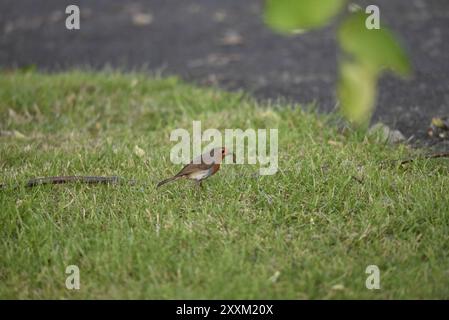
[222,149,225,154]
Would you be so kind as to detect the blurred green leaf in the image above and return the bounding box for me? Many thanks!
[338,61,378,126]
[263,2,412,128]
[265,0,346,32]
[338,12,411,76]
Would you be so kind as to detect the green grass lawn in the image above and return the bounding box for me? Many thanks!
[1,71,448,299]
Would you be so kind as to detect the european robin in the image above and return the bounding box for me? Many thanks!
[157,147,235,188]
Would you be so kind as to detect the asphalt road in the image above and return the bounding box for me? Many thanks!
[1,0,448,149]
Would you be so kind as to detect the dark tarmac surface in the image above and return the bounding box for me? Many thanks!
[1,0,448,149]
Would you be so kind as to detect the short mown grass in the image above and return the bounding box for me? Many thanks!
[1,71,448,299]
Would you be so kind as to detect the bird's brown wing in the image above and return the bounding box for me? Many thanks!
[174,162,213,177]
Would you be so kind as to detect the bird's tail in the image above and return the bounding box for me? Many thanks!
[156,176,177,188]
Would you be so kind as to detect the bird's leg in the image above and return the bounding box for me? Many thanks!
[195,180,203,189]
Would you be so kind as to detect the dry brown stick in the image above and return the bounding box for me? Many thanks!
[399,152,449,165]
[1,176,138,189]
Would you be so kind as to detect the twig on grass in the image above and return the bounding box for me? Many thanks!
[398,152,449,165]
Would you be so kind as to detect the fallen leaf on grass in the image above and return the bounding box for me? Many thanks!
[0,130,26,139]
[328,140,343,147]
[331,284,345,291]
[134,145,146,157]
[369,122,406,144]
[268,271,281,283]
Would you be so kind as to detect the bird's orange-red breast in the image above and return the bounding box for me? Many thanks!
[157,147,234,188]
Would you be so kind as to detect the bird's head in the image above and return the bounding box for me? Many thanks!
[206,147,236,164]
